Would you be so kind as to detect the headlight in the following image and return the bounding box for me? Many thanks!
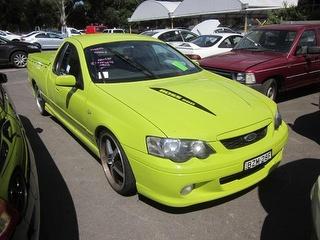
[146,136,215,162]
[236,73,256,84]
[274,108,282,130]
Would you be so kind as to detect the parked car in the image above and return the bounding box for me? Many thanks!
[0,31,20,42]
[27,34,288,207]
[311,176,320,240]
[85,25,107,34]
[0,73,40,240]
[0,36,40,68]
[141,28,198,47]
[213,27,239,34]
[63,27,82,37]
[199,23,320,100]
[20,31,64,50]
[103,28,125,34]
[176,33,243,60]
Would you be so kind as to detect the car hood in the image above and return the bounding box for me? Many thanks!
[9,40,38,48]
[200,50,284,72]
[96,71,274,141]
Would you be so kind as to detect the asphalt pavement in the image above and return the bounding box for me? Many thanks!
[2,68,319,240]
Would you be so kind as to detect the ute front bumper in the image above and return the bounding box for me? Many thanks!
[125,122,288,207]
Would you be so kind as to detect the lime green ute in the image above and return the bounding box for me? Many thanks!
[27,34,288,207]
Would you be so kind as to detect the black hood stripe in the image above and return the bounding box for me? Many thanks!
[150,87,216,116]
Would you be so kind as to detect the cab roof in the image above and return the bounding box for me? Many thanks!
[70,33,162,48]
[257,23,320,31]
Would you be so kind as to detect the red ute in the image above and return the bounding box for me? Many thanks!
[200,23,320,100]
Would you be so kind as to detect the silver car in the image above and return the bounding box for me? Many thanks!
[21,31,64,50]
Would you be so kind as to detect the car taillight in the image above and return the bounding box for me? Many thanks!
[187,54,201,60]
[0,199,19,240]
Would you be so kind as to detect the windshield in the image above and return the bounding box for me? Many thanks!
[234,30,297,52]
[191,35,222,47]
[141,31,159,37]
[85,41,201,83]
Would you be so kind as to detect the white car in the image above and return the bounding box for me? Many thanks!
[175,33,242,60]
[141,28,198,47]
[0,30,21,41]
[20,31,64,50]
[103,28,125,33]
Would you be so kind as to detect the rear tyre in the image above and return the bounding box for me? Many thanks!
[34,85,47,116]
[11,51,27,68]
[262,79,278,101]
[99,130,136,196]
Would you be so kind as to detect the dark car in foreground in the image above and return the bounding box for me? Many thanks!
[200,23,320,100]
[0,36,40,68]
[0,73,40,239]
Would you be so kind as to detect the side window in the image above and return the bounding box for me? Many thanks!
[219,37,233,48]
[53,43,69,74]
[232,36,242,46]
[55,43,83,89]
[180,31,197,42]
[158,31,183,42]
[48,33,61,39]
[35,33,47,38]
[296,30,317,55]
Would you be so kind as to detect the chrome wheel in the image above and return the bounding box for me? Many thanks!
[35,86,47,115]
[263,79,278,101]
[12,52,27,68]
[266,85,275,99]
[99,131,136,195]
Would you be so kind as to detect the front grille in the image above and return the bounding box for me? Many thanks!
[221,126,268,149]
[204,68,236,80]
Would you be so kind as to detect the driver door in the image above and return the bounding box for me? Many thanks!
[50,42,90,139]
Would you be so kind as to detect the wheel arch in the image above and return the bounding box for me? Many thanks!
[9,50,28,63]
[263,75,284,91]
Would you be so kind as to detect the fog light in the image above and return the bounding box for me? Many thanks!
[180,184,194,195]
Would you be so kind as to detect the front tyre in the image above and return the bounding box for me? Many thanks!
[262,78,278,101]
[34,85,47,116]
[99,130,136,196]
[11,51,27,68]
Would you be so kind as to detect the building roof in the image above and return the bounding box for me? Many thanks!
[129,0,299,22]
[128,1,181,22]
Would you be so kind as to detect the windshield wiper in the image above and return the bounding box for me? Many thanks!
[104,46,158,80]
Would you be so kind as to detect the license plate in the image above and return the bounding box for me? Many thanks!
[244,151,272,171]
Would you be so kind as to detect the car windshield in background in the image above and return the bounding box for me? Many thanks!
[191,35,222,47]
[85,41,201,83]
[141,31,160,36]
[234,30,297,52]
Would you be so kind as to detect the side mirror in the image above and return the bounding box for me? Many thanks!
[55,75,76,87]
[307,46,320,54]
[0,73,8,84]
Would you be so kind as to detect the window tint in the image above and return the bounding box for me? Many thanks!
[158,31,183,42]
[55,43,83,88]
[191,35,222,47]
[235,30,297,52]
[85,41,200,83]
[180,31,197,42]
[48,33,61,39]
[219,36,242,48]
[35,33,47,38]
[296,30,317,55]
